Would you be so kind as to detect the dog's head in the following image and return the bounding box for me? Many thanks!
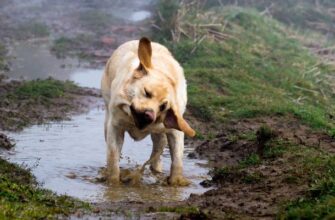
[123,37,195,137]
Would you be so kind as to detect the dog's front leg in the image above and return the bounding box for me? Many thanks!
[167,130,190,186]
[149,133,167,173]
[106,120,124,184]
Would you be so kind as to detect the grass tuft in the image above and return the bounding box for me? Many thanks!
[10,78,78,102]
[0,158,89,219]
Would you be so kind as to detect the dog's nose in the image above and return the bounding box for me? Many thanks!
[144,110,154,122]
[130,105,155,129]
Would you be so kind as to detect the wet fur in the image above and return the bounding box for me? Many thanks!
[101,38,194,185]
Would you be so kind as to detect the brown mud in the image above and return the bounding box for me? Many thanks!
[182,116,335,219]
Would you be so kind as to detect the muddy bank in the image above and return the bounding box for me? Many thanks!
[0,75,100,155]
[0,76,100,132]
[179,116,335,219]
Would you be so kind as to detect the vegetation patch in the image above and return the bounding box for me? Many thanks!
[10,78,78,102]
[0,78,96,131]
[153,3,335,135]
[0,158,89,219]
[278,149,335,219]
[239,153,261,168]
[202,0,335,38]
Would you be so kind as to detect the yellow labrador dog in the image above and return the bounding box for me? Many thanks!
[101,37,195,185]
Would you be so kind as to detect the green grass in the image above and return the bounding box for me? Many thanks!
[9,78,78,102]
[239,153,261,167]
[161,7,335,134]
[202,0,335,37]
[278,149,335,219]
[263,140,288,159]
[0,158,89,219]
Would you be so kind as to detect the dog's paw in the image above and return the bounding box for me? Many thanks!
[167,175,191,186]
[107,175,120,185]
[150,162,163,174]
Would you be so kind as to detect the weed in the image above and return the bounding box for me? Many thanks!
[242,172,263,184]
[240,132,258,141]
[240,153,262,167]
[152,0,179,41]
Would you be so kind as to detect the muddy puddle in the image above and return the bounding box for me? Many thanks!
[1,95,210,203]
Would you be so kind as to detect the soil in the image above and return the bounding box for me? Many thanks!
[181,116,335,219]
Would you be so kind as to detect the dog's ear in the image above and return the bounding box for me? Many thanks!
[138,37,152,70]
[164,105,196,137]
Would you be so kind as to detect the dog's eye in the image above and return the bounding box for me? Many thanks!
[144,88,152,98]
[159,102,167,112]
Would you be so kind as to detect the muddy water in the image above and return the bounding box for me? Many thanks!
[2,105,210,202]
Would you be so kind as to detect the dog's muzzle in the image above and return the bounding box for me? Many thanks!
[130,105,155,129]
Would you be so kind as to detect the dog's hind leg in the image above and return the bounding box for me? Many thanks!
[149,133,167,173]
[167,130,190,186]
